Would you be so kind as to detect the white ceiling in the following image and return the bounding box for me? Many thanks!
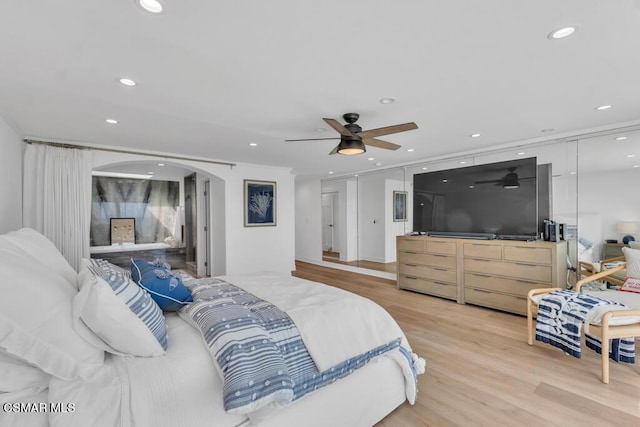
[1,1,640,178]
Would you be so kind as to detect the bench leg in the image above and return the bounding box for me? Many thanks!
[527,303,534,345]
[601,331,610,384]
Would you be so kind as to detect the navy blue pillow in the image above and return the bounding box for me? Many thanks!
[131,259,193,311]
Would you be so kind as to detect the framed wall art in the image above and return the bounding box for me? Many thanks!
[393,191,408,222]
[244,180,276,227]
[110,217,136,245]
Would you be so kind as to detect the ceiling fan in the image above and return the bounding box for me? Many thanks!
[474,167,534,189]
[285,113,418,155]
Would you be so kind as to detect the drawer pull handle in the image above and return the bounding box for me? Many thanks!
[514,246,537,250]
[433,267,448,271]
[515,296,527,301]
[405,264,418,267]
[472,273,491,278]
[473,288,491,294]
[433,281,449,286]
[516,279,536,285]
[473,258,491,262]
[432,254,448,258]
[404,251,419,254]
[405,276,418,280]
[515,262,535,267]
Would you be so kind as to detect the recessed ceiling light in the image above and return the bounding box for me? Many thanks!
[595,105,613,110]
[138,0,164,13]
[407,148,415,152]
[421,167,428,170]
[119,78,136,86]
[541,128,555,133]
[367,157,374,161]
[147,171,155,175]
[157,163,165,166]
[329,171,334,174]
[379,97,396,104]
[354,174,359,177]
[249,143,258,147]
[469,185,474,189]
[516,151,525,156]
[105,119,118,124]
[626,154,636,158]
[616,136,627,141]
[460,161,466,165]
[633,165,639,168]
[375,162,382,166]
[442,179,448,183]
[570,171,577,175]
[470,133,481,138]
[548,26,577,40]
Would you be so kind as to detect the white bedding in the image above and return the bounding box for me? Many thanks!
[217,273,407,371]
[44,274,416,427]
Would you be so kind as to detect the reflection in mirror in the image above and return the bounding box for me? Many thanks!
[321,176,358,266]
[322,138,585,280]
[576,128,640,286]
[321,168,407,273]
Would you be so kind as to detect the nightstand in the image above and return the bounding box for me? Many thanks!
[602,242,626,259]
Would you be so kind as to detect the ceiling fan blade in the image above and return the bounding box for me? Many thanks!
[323,118,355,137]
[364,138,401,151]
[358,122,418,139]
[285,137,339,142]
[329,144,340,155]
[474,179,503,184]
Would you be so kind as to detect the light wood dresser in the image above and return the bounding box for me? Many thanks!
[397,235,567,315]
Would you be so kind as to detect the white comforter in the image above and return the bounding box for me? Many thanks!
[46,272,422,427]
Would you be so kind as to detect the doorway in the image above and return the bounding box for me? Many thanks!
[321,192,339,261]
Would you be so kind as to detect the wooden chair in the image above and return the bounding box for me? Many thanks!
[527,265,640,383]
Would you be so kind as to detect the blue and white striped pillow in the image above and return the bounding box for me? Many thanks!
[75,268,168,356]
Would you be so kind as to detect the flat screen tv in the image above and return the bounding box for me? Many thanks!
[413,157,551,239]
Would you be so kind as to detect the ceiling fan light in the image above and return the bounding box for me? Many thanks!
[337,138,366,155]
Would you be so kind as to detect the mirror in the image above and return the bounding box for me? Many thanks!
[321,168,408,272]
[576,128,640,271]
[322,138,584,280]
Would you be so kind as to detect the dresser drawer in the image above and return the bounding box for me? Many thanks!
[400,263,456,283]
[425,240,457,255]
[464,287,528,315]
[463,243,502,260]
[399,276,457,300]
[464,258,552,283]
[397,238,425,253]
[399,252,457,269]
[504,245,552,265]
[464,272,548,297]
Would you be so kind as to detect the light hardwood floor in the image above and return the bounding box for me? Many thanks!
[293,261,640,427]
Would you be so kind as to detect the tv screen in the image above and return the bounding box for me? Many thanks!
[413,157,544,238]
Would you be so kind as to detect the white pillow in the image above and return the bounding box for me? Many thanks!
[622,247,640,279]
[1,228,78,290]
[0,249,104,381]
[628,240,640,250]
[74,268,168,357]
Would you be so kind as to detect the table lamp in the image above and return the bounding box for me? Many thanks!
[617,221,639,244]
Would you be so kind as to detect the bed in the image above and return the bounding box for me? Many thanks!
[0,228,425,427]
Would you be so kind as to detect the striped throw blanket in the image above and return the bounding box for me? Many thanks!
[180,278,417,415]
[535,290,635,363]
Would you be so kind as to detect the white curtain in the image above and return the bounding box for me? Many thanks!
[23,143,92,271]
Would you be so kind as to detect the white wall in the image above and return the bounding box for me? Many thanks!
[295,178,322,263]
[92,151,296,276]
[0,117,22,233]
